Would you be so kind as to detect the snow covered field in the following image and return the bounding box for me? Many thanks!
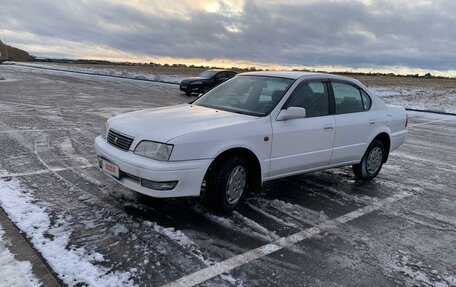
[13,62,187,84]
[12,62,456,114]
[0,65,455,286]
[370,86,456,114]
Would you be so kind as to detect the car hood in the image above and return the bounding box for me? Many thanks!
[108,104,258,143]
[181,77,207,82]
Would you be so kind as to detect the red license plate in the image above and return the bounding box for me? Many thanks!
[102,159,119,178]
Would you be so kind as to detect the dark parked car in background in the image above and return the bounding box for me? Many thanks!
[180,69,237,95]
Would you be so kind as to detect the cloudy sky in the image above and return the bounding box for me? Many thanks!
[1,0,455,75]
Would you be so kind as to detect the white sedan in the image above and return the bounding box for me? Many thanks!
[95,71,407,212]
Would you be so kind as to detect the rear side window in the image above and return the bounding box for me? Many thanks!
[361,90,372,110]
[332,82,364,114]
[286,81,330,117]
[216,72,226,79]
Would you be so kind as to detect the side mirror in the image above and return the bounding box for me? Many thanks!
[277,107,306,121]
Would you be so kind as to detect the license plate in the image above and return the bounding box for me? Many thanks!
[101,159,119,178]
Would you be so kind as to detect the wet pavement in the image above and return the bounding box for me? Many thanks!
[0,65,455,286]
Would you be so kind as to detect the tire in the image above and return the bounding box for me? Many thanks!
[204,156,250,213]
[185,91,192,96]
[353,139,385,181]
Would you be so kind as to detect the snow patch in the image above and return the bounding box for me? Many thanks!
[0,178,136,287]
[194,206,279,242]
[386,254,456,287]
[0,223,41,287]
[112,223,129,236]
[59,137,91,165]
[144,220,243,285]
[253,198,329,226]
[0,78,19,83]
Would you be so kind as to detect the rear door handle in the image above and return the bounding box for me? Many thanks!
[323,124,334,130]
[369,119,376,125]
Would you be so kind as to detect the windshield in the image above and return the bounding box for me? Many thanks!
[197,70,218,78]
[193,76,294,116]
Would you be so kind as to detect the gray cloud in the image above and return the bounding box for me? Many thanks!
[1,0,455,71]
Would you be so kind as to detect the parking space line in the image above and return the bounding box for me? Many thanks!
[0,165,95,179]
[163,190,412,287]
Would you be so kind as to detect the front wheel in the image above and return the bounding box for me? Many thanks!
[353,140,385,181]
[204,156,249,213]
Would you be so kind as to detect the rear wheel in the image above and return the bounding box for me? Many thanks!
[204,156,249,213]
[185,91,192,96]
[353,140,385,181]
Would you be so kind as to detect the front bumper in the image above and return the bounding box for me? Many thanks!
[180,83,203,94]
[390,130,408,152]
[94,136,211,198]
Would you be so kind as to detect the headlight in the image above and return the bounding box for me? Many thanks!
[101,122,108,139]
[134,141,173,161]
[192,81,203,85]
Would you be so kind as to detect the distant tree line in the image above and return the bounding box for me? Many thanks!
[27,55,454,79]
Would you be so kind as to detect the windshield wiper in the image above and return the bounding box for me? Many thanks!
[195,104,263,117]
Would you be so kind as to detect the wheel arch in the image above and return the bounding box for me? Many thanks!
[204,147,262,192]
[372,132,391,162]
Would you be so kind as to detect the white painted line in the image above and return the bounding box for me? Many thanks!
[408,117,455,127]
[0,165,95,179]
[162,191,412,287]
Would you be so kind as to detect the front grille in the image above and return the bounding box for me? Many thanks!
[107,129,134,151]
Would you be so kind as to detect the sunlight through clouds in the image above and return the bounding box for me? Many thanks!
[1,0,455,76]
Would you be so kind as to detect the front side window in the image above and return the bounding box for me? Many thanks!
[193,76,294,116]
[286,81,330,117]
[332,82,364,114]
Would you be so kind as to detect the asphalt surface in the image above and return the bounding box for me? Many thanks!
[0,65,455,287]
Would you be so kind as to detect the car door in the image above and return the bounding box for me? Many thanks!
[269,80,336,178]
[329,81,377,164]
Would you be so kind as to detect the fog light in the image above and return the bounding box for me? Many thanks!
[141,179,178,191]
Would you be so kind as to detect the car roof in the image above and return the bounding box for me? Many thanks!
[206,69,237,73]
[239,71,358,82]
